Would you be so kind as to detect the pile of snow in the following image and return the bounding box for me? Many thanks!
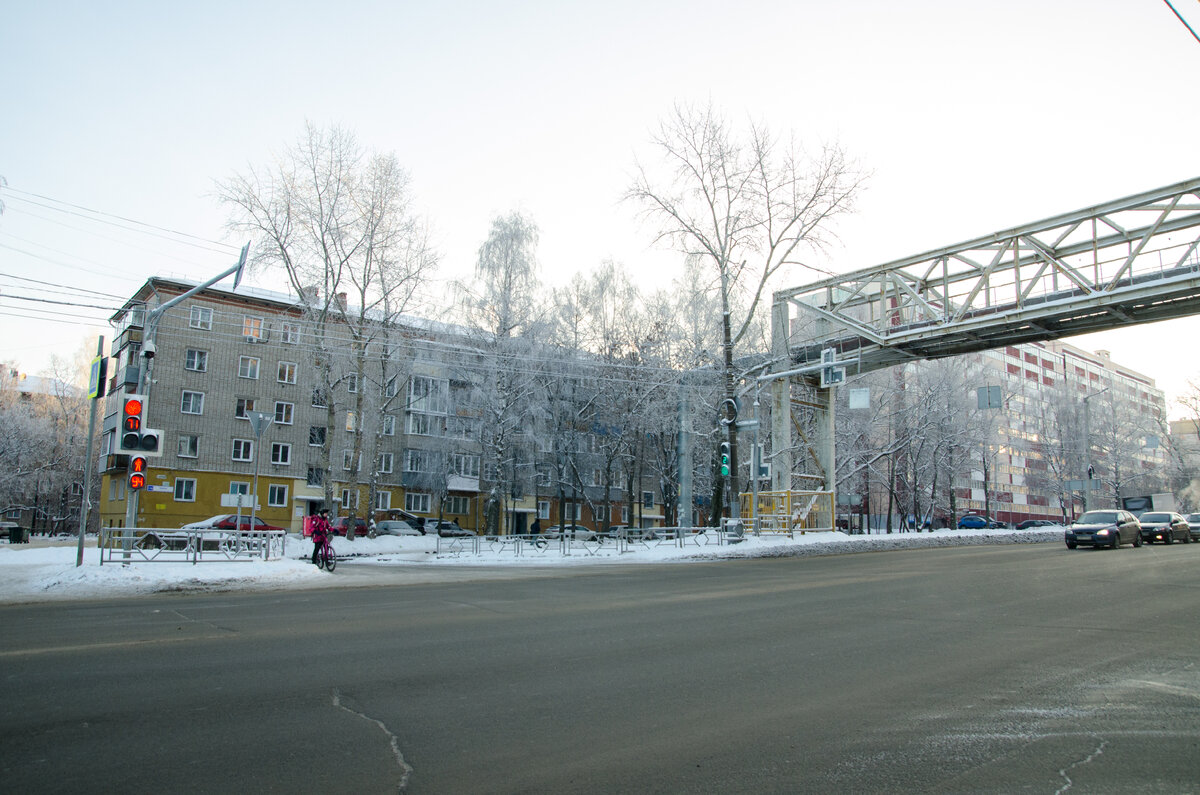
[0,527,1063,604]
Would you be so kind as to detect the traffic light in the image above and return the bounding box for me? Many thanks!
[128,455,148,490]
[719,442,731,477]
[119,393,161,456]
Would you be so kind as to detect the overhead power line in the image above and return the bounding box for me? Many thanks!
[1163,0,1200,44]
[0,186,240,255]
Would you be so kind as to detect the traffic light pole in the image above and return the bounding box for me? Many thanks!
[122,244,249,541]
[77,336,105,567]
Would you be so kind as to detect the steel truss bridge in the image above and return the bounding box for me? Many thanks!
[775,177,1200,377]
[764,177,1200,513]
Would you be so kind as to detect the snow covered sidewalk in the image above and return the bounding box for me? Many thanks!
[0,527,1062,604]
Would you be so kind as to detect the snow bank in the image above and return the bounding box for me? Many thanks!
[0,527,1063,604]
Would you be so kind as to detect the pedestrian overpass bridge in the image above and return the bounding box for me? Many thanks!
[774,177,1200,376]
[761,177,1200,515]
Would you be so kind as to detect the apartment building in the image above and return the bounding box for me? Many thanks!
[956,339,1167,523]
[98,278,669,533]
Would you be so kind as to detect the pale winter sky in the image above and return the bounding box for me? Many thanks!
[3,1,1199,414]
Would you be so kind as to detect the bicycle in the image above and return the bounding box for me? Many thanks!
[313,533,337,571]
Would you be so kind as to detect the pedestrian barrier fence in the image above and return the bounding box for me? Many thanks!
[434,527,765,558]
[99,527,286,564]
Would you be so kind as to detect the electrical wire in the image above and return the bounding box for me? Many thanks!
[0,187,240,255]
[1163,0,1200,44]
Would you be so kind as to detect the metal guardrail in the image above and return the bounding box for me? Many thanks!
[99,527,286,564]
[434,528,749,558]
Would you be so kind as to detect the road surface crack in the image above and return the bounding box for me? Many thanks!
[332,688,413,792]
[1055,736,1105,794]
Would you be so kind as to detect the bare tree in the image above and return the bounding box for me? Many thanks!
[627,102,864,517]
[218,124,435,535]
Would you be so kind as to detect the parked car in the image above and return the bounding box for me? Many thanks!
[1186,513,1200,543]
[542,524,598,541]
[374,519,424,536]
[424,519,472,537]
[1065,510,1142,549]
[1137,512,1191,545]
[182,514,285,532]
[330,517,369,537]
[1016,519,1056,530]
[957,514,1003,529]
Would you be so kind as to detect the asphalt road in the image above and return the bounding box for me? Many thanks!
[3,542,1199,793]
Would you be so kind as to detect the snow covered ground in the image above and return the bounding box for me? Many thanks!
[0,527,1063,604]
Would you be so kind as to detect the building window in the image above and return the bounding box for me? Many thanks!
[174,478,196,501]
[312,388,327,408]
[446,495,470,515]
[271,443,291,466]
[346,373,358,393]
[181,390,205,415]
[281,322,300,344]
[379,452,394,474]
[177,434,198,458]
[405,492,431,513]
[563,502,581,521]
[341,489,359,510]
[592,469,603,487]
[274,401,294,425]
[229,481,250,496]
[453,453,480,478]
[642,491,654,509]
[232,439,254,462]
[345,411,358,433]
[538,500,550,519]
[189,306,212,330]
[404,449,427,473]
[238,356,260,380]
[409,376,448,414]
[306,466,324,487]
[278,361,297,384]
[343,450,361,471]
[243,316,264,340]
[621,506,630,523]
[268,484,288,507]
[235,397,256,419]
[375,491,392,511]
[184,349,208,372]
[382,415,396,436]
[308,426,326,447]
[382,376,398,398]
[406,413,435,436]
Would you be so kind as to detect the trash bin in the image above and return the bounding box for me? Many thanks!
[8,526,28,543]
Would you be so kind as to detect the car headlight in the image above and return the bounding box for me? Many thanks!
[1096,528,1110,535]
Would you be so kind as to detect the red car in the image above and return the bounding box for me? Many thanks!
[330,517,370,536]
[182,514,286,532]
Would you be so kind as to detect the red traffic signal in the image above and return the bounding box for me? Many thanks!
[120,394,147,451]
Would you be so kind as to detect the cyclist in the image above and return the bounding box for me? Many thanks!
[310,508,332,566]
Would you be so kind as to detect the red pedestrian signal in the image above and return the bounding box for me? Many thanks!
[128,455,148,490]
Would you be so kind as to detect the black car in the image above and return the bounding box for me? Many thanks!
[1187,513,1200,543]
[1065,510,1142,550]
[1137,512,1191,545]
[1017,519,1056,530]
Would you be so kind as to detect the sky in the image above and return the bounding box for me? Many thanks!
[0,524,1063,604]
[3,1,1200,413]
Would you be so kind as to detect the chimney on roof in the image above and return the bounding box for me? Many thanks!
[1096,350,1110,360]
[336,292,348,311]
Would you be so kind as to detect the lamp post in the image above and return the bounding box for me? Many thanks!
[246,410,274,532]
[1082,387,1110,511]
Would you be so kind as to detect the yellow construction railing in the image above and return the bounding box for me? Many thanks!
[740,490,835,533]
